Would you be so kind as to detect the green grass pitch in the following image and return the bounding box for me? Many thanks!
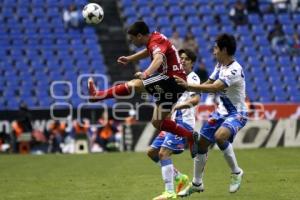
[0,147,299,200]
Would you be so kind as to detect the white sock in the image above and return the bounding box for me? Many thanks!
[222,143,241,174]
[158,161,179,179]
[161,159,174,192]
[192,153,207,185]
[173,167,180,178]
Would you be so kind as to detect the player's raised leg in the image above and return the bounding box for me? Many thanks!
[151,104,199,157]
[88,78,145,101]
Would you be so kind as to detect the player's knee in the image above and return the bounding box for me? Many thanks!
[127,79,143,92]
[198,137,210,154]
[147,148,155,158]
[215,134,226,145]
[158,150,168,160]
[147,148,160,162]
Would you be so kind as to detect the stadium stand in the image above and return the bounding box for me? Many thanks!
[1,0,299,111]
[119,0,300,103]
[0,0,113,110]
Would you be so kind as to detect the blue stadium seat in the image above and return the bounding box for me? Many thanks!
[248,14,260,24]
[154,6,168,17]
[139,6,151,16]
[151,0,163,6]
[251,25,265,36]
[183,6,197,16]
[259,47,272,57]
[187,16,201,26]
[221,26,234,34]
[123,7,136,18]
[136,0,149,7]
[206,26,219,37]
[240,36,253,46]
[190,27,203,37]
[255,36,269,46]
[213,4,226,15]
[175,27,187,37]
[199,5,212,16]
[120,0,132,8]
[172,16,185,26]
[157,16,170,27]
[169,5,181,16]
[160,27,172,37]
[243,47,256,57]
[282,25,294,35]
[202,16,214,25]
[278,14,291,24]
[293,13,300,24]
[143,17,156,27]
[236,26,249,36]
[263,14,276,25]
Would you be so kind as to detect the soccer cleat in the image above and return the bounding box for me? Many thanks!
[190,131,200,158]
[175,174,189,194]
[177,182,204,197]
[229,169,244,193]
[152,191,177,200]
[88,77,98,102]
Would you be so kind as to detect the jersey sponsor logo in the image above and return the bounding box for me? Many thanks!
[231,69,237,75]
[166,139,173,146]
[192,75,198,81]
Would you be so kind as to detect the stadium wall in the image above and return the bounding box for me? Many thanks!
[123,119,300,152]
[0,104,299,152]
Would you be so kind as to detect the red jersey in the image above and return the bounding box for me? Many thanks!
[146,32,187,80]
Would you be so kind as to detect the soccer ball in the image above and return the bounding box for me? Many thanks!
[82,3,104,24]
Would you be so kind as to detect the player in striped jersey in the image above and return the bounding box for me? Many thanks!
[175,34,248,196]
[149,49,200,200]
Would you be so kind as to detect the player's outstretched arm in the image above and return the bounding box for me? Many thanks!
[174,76,226,93]
[134,53,163,79]
[144,53,163,75]
[117,48,149,65]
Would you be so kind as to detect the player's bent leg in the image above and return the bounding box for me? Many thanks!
[189,136,210,193]
[147,147,160,163]
[158,148,176,196]
[151,104,171,130]
[152,105,194,147]
[159,147,189,194]
[158,147,172,160]
[229,168,244,193]
[215,127,243,193]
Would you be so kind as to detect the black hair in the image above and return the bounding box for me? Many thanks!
[178,49,197,63]
[215,33,236,56]
[127,21,150,36]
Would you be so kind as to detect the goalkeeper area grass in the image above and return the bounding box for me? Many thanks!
[0,147,299,200]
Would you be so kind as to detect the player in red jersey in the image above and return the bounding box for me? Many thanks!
[88,21,197,156]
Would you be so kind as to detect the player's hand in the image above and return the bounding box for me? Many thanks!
[174,75,188,89]
[117,56,130,65]
[171,104,179,113]
[134,72,145,79]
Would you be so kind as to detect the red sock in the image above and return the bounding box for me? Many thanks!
[160,119,193,141]
[95,83,130,100]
